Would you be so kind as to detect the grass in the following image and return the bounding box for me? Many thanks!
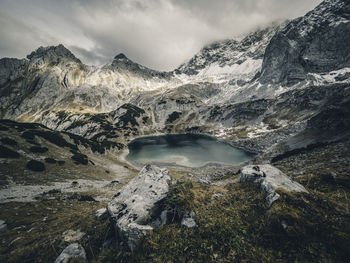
[95,173,350,262]
[0,198,110,263]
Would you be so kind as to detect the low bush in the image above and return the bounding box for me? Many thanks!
[26,160,46,172]
[44,158,56,164]
[29,146,49,153]
[71,152,88,165]
[0,137,17,145]
[0,145,20,158]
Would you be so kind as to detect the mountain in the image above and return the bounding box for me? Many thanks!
[1,1,350,262]
[260,0,350,84]
[1,0,350,157]
[176,21,287,83]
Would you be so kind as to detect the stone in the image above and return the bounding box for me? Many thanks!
[95,208,107,219]
[181,211,197,228]
[0,220,7,233]
[54,243,86,263]
[107,164,171,250]
[240,164,308,207]
[62,229,85,243]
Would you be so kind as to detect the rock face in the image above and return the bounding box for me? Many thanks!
[240,165,308,207]
[260,0,350,84]
[107,164,171,250]
[54,243,86,263]
[176,22,286,81]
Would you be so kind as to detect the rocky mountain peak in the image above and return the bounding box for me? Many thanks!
[26,44,81,66]
[260,0,350,84]
[114,53,128,60]
[109,53,172,79]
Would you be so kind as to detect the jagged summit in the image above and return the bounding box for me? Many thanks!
[114,53,128,60]
[108,52,172,79]
[26,44,82,65]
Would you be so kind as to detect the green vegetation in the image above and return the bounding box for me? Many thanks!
[118,103,145,127]
[1,137,17,145]
[166,111,182,123]
[0,145,20,158]
[0,199,108,263]
[26,160,46,172]
[44,157,57,164]
[30,130,78,150]
[29,146,49,153]
[71,150,89,165]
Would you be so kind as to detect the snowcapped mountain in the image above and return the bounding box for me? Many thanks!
[0,0,349,156]
[176,22,287,84]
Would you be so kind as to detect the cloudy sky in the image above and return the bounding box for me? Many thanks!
[0,0,322,70]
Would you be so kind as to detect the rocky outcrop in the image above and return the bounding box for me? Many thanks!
[181,211,197,228]
[260,0,350,84]
[54,243,86,263]
[107,164,171,250]
[240,164,308,206]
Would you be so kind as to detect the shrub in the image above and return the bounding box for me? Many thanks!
[44,158,56,164]
[31,130,77,150]
[0,125,9,131]
[0,145,20,158]
[166,111,182,123]
[22,131,35,140]
[0,137,17,145]
[58,160,65,166]
[29,146,49,153]
[26,160,46,172]
[71,153,88,165]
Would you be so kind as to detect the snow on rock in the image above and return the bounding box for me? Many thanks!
[240,164,308,207]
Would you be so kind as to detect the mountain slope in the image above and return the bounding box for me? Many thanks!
[260,0,350,84]
[176,22,287,83]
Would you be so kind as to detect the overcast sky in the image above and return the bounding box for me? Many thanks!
[0,0,322,70]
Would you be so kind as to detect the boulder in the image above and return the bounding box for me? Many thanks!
[54,243,86,263]
[240,164,308,207]
[181,211,197,228]
[107,164,171,250]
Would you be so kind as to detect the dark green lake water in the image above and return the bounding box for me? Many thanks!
[127,134,254,168]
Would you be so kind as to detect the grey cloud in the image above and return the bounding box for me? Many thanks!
[0,0,322,70]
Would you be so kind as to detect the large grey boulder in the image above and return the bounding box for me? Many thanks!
[240,164,308,207]
[54,243,86,263]
[107,164,171,250]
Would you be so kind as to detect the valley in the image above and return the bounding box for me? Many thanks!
[0,0,350,262]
